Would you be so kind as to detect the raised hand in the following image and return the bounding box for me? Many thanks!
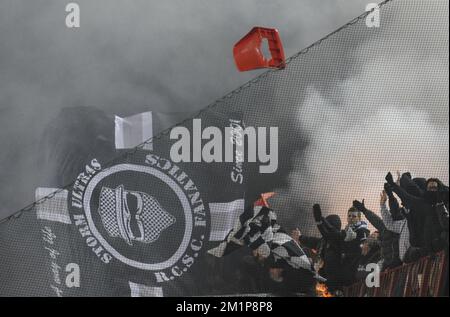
[396,170,401,185]
[384,182,393,195]
[353,199,366,212]
[380,190,387,205]
[313,204,322,222]
[385,172,395,185]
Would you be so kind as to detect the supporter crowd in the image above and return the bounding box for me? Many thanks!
[295,171,449,295]
[205,171,449,297]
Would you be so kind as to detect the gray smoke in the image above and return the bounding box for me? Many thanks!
[0,0,371,218]
[272,0,449,234]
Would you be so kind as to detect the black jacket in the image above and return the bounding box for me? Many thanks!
[354,245,382,281]
[299,214,344,292]
[361,207,401,270]
[399,175,427,247]
[391,177,449,254]
[341,221,370,286]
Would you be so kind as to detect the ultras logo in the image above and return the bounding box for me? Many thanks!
[68,156,210,284]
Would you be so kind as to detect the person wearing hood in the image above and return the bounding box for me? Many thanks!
[386,172,449,256]
[396,173,427,249]
[291,204,344,294]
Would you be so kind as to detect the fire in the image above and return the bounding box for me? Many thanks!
[315,283,333,297]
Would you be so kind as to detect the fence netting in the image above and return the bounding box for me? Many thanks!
[0,0,448,296]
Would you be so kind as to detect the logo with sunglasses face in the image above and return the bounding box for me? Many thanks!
[69,155,209,281]
[98,185,175,246]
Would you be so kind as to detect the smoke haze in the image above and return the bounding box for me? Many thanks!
[0,0,448,235]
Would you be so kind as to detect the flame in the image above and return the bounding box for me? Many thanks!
[315,283,333,297]
[254,192,275,207]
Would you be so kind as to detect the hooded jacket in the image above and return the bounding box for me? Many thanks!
[391,175,449,254]
[399,175,426,247]
[299,214,344,292]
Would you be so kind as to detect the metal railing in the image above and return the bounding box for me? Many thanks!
[344,251,448,297]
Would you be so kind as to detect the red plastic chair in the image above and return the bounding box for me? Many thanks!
[233,27,285,71]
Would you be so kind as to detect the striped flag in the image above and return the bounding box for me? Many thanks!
[208,200,323,281]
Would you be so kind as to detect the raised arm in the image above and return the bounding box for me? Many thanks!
[313,204,344,242]
[381,202,407,234]
[386,172,423,210]
[353,198,386,233]
[401,172,425,197]
[384,183,404,221]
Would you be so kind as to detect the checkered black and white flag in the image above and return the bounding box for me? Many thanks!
[208,203,323,280]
